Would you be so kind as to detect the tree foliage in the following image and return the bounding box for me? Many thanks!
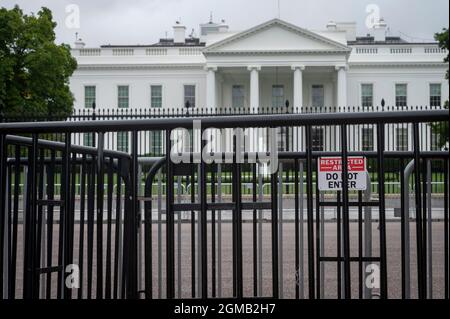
[0,6,77,118]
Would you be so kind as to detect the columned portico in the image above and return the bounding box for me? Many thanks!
[205,66,217,108]
[336,65,348,108]
[248,66,261,110]
[291,65,305,108]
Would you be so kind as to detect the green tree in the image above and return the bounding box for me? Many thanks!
[431,28,449,149]
[0,6,77,119]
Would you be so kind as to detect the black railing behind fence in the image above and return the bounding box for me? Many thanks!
[0,109,449,299]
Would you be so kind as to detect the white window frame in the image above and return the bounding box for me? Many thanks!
[394,82,408,108]
[84,84,97,109]
[183,84,197,108]
[117,84,130,108]
[150,84,163,108]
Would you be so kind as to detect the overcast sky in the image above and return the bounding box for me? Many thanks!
[2,0,449,46]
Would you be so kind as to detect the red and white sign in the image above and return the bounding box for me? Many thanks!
[318,157,367,191]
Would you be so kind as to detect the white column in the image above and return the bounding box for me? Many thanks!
[336,65,348,109]
[205,66,217,108]
[291,65,305,109]
[248,66,261,111]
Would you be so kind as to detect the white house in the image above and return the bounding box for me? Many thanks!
[69,17,448,153]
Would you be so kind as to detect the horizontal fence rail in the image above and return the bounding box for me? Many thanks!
[0,109,449,299]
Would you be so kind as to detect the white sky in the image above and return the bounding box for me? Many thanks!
[1,0,449,46]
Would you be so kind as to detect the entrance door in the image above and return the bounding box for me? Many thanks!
[311,84,325,109]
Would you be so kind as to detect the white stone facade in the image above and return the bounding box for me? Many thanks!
[68,18,448,153]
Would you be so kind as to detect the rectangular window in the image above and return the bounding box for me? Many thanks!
[430,83,441,107]
[151,131,163,155]
[396,128,408,151]
[117,132,129,152]
[272,85,284,108]
[184,85,196,108]
[151,85,162,108]
[361,84,373,108]
[431,131,440,151]
[395,84,407,108]
[232,85,245,108]
[311,85,324,108]
[84,86,96,108]
[312,127,324,151]
[83,133,93,147]
[361,127,374,151]
[118,85,129,108]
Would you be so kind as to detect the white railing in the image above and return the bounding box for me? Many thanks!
[112,48,134,56]
[79,48,101,56]
[146,48,168,56]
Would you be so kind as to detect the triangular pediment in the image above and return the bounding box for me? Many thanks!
[204,19,350,54]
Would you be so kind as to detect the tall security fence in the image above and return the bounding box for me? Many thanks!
[1,105,447,195]
[0,109,448,299]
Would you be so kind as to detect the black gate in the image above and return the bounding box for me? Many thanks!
[0,109,448,299]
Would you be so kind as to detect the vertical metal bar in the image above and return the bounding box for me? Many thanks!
[271,166,279,298]
[114,160,123,299]
[87,157,95,299]
[165,129,175,299]
[377,123,388,299]
[0,134,6,299]
[177,175,182,298]
[143,161,152,299]
[400,158,406,299]
[188,172,195,298]
[45,151,55,299]
[78,155,87,299]
[197,164,202,297]
[200,134,208,299]
[258,163,263,297]
[315,180,321,299]
[426,159,432,298]
[105,157,114,298]
[63,148,76,299]
[358,191,363,299]
[444,158,449,299]
[37,140,44,298]
[299,160,304,299]
[4,163,11,299]
[337,190,342,299]
[320,192,325,298]
[294,159,300,299]
[157,169,162,298]
[9,146,20,299]
[305,125,315,299]
[278,162,283,298]
[422,158,428,298]
[252,163,257,297]
[236,161,243,299]
[413,123,424,299]
[136,164,142,298]
[96,132,105,299]
[402,160,413,299]
[23,134,38,299]
[128,130,139,298]
[211,168,217,298]
[217,163,222,298]
[341,124,351,299]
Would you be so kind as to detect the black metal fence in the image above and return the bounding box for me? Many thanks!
[0,109,449,299]
[1,105,448,195]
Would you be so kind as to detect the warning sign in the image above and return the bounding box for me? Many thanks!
[318,157,367,191]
